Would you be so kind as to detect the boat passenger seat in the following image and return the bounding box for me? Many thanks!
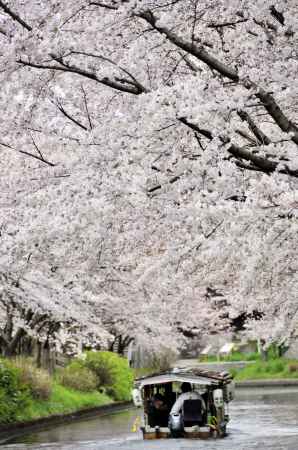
[182,399,203,427]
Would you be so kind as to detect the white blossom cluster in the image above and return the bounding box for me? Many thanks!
[0,0,297,353]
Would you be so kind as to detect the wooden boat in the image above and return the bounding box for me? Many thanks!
[132,366,234,439]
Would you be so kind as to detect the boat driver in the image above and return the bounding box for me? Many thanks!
[170,382,206,415]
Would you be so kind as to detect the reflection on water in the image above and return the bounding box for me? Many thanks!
[3,409,140,446]
[1,387,298,450]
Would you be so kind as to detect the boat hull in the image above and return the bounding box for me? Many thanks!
[142,427,225,439]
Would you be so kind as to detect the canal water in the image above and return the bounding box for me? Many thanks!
[1,387,298,449]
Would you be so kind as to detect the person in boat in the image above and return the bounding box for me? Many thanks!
[148,393,169,427]
[170,382,206,416]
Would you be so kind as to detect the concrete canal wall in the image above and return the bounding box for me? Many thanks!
[236,379,298,388]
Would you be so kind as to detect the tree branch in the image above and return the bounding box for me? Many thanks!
[66,51,148,93]
[177,118,298,178]
[81,85,93,130]
[270,5,285,26]
[17,56,145,95]
[147,173,183,193]
[0,141,55,166]
[180,52,201,73]
[136,9,298,147]
[0,0,32,31]
[235,128,258,145]
[178,117,213,139]
[55,100,88,130]
[237,109,271,145]
[208,19,248,29]
[228,144,298,177]
[136,10,239,81]
[254,88,298,145]
[20,149,56,167]
[89,1,118,9]
[228,143,277,173]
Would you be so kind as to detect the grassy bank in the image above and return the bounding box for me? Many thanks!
[199,351,260,363]
[0,351,133,425]
[231,358,298,381]
[16,383,112,422]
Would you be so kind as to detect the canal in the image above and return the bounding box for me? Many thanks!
[1,387,298,449]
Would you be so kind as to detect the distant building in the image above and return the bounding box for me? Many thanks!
[218,342,236,357]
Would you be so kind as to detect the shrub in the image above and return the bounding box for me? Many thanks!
[266,359,285,374]
[59,361,98,392]
[0,358,30,423]
[246,352,260,361]
[83,351,133,401]
[13,357,53,400]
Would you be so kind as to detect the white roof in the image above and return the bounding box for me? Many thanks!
[136,367,232,389]
[138,374,214,388]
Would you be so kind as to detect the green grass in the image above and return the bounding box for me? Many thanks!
[224,351,260,362]
[16,383,113,422]
[133,367,156,379]
[199,351,260,363]
[232,358,298,380]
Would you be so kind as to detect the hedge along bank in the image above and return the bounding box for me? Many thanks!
[0,358,30,424]
[0,351,133,425]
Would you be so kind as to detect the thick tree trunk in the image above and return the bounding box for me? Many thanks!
[0,327,26,357]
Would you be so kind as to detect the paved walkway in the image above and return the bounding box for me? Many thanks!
[174,359,298,387]
[173,359,253,371]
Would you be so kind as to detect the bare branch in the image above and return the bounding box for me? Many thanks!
[66,51,148,93]
[176,119,298,178]
[136,9,239,81]
[270,5,285,26]
[0,0,32,31]
[235,128,258,145]
[19,149,56,167]
[89,1,118,9]
[228,143,277,173]
[255,88,298,146]
[228,144,298,177]
[191,0,200,46]
[55,99,88,131]
[180,52,201,73]
[60,5,87,28]
[17,55,145,95]
[234,160,264,172]
[30,134,45,160]
[136,9,298,147]
[208,19,248,29]
[0,141,55,167]
[237,109,271,145]
[147,173,183,193]
[178,117,213,140]
[81,85,93,130]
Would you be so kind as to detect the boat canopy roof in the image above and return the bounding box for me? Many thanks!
[135,367,233,389]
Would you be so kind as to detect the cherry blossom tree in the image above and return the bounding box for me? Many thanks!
[0,271,112,358]
[0,0,297,354]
